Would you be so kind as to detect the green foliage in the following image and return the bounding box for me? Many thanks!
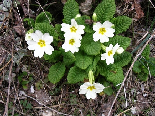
[63,0,79,24]
[104,35,131,50]
[44,50,62,63]
[141,45,150,59]
[75,52,93,69]
[48,62,66,84]
[80,34,101,55]
[55,24,64,39]
[23,18,35,28]
[62,51,76,66]
[111,16,132,34]
[35,23,58,39]
[20,100,32,110]
[114,51,131,67]
[67,66,87,83]
[35,11,53,24]
[94,0,116,23]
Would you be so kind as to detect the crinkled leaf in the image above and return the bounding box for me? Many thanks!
[62,51,76,66]
[35,23,58,39]
[114,51,131,67]
[111,16,132,34]
[44,50,62,63]
[63,0,79,24]
[55,24,65,39]
[35,11,52,24]
[48,62,66,84]
[141,45,150,60]
[138,72,148,81]
[80,33,101,55]
[94,0,116,23]
[67,66,87,83]
[104,35,131,50]
[75,52,93,69]
[133,61,142,73]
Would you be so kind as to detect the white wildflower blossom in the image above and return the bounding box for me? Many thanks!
[101,43,120,65]
[61,19,85,37]
[27,30,54,58]
[62,34,81,53]
[116,47,124,54]
[93,21,115,43]
[79,82,105,99]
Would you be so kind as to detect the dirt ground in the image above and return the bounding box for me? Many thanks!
[0,0,155,116]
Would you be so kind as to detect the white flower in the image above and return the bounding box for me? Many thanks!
[62,34,81,53]
[116,47,124,54]
[101,43,120,65]
[27,30,54,58]
[61,19,85,37]
[93,21,115,43]
[79,82,105,99]
[25,29,34,41]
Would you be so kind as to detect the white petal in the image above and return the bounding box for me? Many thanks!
[86,90,97,99]
[44,45,54,55]
[100,35,109,43]
[34,49,44,58]
[93,32,100,41]
[35,30,43,39]
[79,88,88,94]
[94,83,105,93]
[93,22,102,31]
[103,21,114,28]
[31,33,40,42]
[71,19,77,27]
[113,43,120,52]
[43,33,53,44]
[77,25,85,34]
[106,44,113,52]
[104,28,115,37]
[61,23,70,32]
[101,53,107,60]
[106,56,114,65]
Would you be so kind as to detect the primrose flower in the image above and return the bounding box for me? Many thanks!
[79,82,105,99]
[93,21,115,43]
[101,43,120,65]
[25,29,34,41]
[61,19,85,36]
[62,34,81,53]
[27,30,54,58]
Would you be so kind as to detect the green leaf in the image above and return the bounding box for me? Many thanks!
[23,18,35,28]
[138,72,148,81]
[62,51,76,66]
[35,11,52,24]
[55,24,65,39]
[141,45,150,60]
[148,57,155,76]
[67,66,87,83]
[104,35,131,50]
[63,0,79,24]
[133,61,142,73]
[48,62,66,84]
[98,61,124,85]
[75,52,93,69]
[80,33,101,55]
[35,23,58,39]
[44,50,62,63]
[94,0,116,23]
[114,51,131,67]
[111,16,132,34]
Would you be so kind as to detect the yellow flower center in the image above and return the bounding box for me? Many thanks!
[99,28,106,35]
[70,26,77,33]
[108,50,113,56]
[69,39,75,45]
[38,39,46,47]
[87,86,96,91]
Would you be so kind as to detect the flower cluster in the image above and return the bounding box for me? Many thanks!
[61,19,85,53]
[25,30,54,58]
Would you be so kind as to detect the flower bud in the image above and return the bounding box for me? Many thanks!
[25,29,34,41]
[75,14,81,19]
[92,13,97,22]
[116,47,124,54]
